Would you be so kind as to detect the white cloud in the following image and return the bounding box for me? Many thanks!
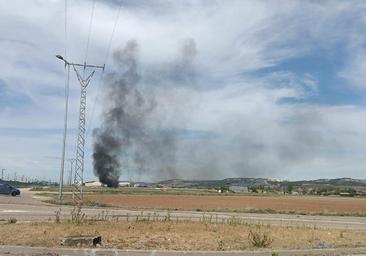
[339,47,366,89]
[0,0,366,181]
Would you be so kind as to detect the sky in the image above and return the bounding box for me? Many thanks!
[1,0,366,182]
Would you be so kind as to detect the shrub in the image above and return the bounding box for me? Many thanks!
[70,205,86,224]
[55,208,61,223]
[217,239,225,251]
[248,229,273,248]
[8,218,17,224]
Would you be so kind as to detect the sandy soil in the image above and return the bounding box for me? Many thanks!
[84,194,366,213]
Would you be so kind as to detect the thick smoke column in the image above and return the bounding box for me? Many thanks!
[93,40,141,186]
[93,40,177,186]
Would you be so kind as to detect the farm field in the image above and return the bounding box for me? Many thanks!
[84,194,366,214]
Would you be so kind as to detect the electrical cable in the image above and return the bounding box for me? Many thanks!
[84,0,96,64]
[85,3,122,140]
[64,0,67,60]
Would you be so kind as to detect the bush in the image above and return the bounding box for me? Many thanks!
[70,205,86,224]
[55,208,61,223]
[248,229,273,248]
[217,239,225,251]
[8,218,17,224]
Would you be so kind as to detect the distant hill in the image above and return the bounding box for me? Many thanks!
[288,178,366,187]
[157,177,366,189]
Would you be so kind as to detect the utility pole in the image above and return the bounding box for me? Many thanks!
[1,169,5,180]
[56,58,70,205]
[56,55,104,207]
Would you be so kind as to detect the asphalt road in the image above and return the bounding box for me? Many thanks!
[1,189,366,230]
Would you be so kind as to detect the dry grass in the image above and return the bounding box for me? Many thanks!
[0,219,366,250]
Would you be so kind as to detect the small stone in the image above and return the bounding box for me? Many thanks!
[60,235,102,247]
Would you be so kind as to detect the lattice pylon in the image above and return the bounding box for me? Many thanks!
[72,66,95,207]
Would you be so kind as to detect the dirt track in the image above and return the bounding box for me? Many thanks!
[84,194,366,213]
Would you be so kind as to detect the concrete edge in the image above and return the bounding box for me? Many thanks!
[0,246,366,256]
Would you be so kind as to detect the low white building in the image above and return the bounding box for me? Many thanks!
[119,181,131,187]
[229,186,249,193]
[133,182,149,188]
[85,181,103,187]
[84,180,133,187]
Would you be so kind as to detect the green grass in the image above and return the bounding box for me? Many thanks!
[32,186,211,194]
[38,194,111,208]
[31,186,274,196]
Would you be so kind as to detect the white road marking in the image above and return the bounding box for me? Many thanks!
[2,210,28,213]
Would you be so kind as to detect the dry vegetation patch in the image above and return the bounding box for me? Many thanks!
[0,220,365,250]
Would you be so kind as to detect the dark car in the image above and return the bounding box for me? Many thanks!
[0,183,20,196]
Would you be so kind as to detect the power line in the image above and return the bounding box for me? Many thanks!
[104,3,122,64]
[65,0,68,59]
[85,3,122,140]
[84,0,96,64]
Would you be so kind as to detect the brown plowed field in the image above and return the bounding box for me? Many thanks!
[84,194,366,213]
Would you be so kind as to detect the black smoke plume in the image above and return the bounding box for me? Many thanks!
[92,40,177,186]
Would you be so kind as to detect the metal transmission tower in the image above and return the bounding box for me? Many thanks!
[73,66,95,206]
[56,55,104,206]
[67,158,75,186]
